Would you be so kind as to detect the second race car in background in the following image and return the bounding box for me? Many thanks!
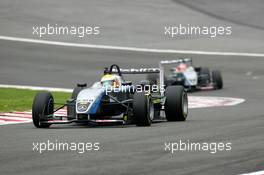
[147,58,223,92]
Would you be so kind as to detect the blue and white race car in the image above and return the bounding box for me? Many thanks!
[32,63,188,128]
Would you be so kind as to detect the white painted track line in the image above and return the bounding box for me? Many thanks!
[0,84,72,92]
[1,35,264,57]
[240,170,264,175]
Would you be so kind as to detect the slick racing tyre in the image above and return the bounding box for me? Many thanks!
[212,70,223,89]
[165,86,188,121]
[32,92,54,128]
[133,92,154,126]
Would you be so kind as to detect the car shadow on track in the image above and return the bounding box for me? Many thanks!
[30,119,198,129]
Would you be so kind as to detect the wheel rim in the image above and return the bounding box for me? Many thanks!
[182,92,188,117]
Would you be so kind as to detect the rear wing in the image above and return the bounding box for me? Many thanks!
[108,64,159,76]
[118,68,159,74]
[160,58,192,65]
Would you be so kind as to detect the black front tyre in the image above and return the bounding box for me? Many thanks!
[165,86,188,121]
[32,92,54,128]
[212,70,223,89]
[133,92,153,126]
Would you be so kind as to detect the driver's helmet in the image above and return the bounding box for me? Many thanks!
[176,63,188,72]
[100,74,121,88]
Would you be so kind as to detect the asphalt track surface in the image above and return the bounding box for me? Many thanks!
[0,0,264,175]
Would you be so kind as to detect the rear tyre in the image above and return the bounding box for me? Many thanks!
[133,92,153,126]
[32,92,54,128]
[212,70,223,89]
[165,86,188,121]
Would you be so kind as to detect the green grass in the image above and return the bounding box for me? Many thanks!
[0,88,71,112]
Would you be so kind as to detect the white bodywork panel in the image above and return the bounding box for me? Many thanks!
[76,85,104,114]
